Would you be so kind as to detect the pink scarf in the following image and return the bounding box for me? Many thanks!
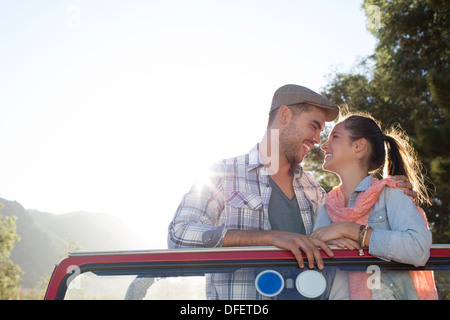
[326,177,438,300]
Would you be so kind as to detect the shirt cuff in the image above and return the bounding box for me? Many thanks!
[202,224,229,247]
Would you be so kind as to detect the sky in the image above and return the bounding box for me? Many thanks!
[0,0,377,249]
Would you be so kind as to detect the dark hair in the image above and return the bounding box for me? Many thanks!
[267,103,312,128]
[339,111,431,205]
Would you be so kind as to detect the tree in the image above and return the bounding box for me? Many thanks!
[0,204,22,299]
[320,0,450,242]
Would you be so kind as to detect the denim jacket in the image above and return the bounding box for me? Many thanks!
[313,175,432,267]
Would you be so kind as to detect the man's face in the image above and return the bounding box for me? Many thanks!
[279,105,327,165]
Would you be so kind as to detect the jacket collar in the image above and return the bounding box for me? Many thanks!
[354,175,373,192]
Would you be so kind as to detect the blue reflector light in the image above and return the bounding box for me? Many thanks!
[255,270,284,297]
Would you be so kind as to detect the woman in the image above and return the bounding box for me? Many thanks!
[311,111,438,300]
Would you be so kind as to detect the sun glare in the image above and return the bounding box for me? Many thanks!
[192,165,217,193]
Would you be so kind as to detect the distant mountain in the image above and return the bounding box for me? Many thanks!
[1,198,65,289]
[29,210,146,251]
[0,197,147,288]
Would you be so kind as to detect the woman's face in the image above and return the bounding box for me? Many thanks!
[320,122,356,173]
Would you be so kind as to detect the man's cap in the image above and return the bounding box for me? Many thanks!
[270,84,339,121]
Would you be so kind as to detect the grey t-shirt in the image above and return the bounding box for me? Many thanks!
[268,176,306,235]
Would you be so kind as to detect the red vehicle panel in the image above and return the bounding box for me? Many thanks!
[45,245,450,300]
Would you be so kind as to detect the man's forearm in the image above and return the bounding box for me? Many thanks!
[222,229,276,247]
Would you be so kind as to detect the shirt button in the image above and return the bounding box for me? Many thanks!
[266,183,270,187]
[379,216,383,220]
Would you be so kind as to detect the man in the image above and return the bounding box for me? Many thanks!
[168,84,338,269]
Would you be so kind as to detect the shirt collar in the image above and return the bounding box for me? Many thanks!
[291,163,303,179]
[248,144,264,172]
[247,144,304,179]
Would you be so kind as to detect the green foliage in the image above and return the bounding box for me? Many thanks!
[321,0,450,242]
[0,205,23,299]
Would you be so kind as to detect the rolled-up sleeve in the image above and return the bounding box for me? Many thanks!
[167,164,228,249]
[369,188,432,267]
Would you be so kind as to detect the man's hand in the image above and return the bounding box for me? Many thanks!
[389,175,417,199]
[270,231,334,270]
[223,229,334,270]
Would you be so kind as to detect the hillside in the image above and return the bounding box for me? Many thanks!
[0,197,147,288]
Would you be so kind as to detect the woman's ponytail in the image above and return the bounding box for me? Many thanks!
[384,134,406,177]
[383,125,432,206]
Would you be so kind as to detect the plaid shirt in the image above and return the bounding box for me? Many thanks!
[167,144,326,299]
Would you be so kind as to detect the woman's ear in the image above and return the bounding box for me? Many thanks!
[353,138,367,154]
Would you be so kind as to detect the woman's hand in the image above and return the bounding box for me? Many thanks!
[310,222,352,243]
[328,238,361,250]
